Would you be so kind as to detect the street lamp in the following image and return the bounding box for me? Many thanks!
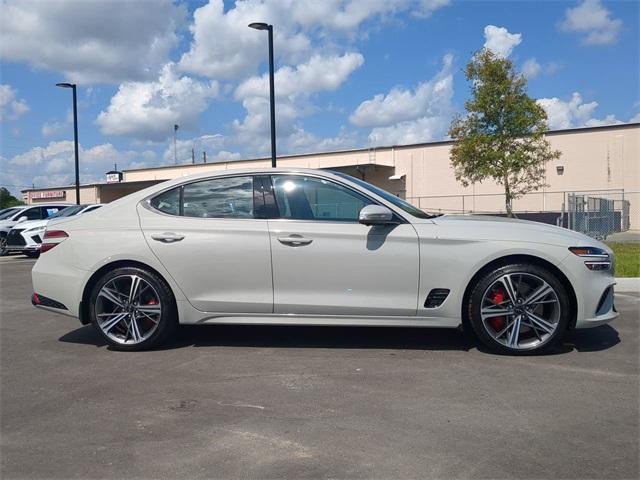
[248,22,277,168]
[55,82,80,205]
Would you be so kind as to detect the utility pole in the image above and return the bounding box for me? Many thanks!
[191,148,195,164]
[203,151,207,163]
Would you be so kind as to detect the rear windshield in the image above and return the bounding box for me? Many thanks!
[51,205,85,218]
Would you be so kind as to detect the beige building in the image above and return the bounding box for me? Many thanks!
[22,123,639,226]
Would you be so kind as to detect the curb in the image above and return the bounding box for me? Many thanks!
[615,278,640,293]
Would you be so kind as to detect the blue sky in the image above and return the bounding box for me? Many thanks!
[1,0,638,195]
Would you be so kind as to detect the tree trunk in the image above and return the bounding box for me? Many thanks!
[504,175,514,217]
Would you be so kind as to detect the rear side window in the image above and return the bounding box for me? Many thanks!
[149,176,255,218]
[150,188,180,216]
[183,176,253,218]
[42,206,65,218]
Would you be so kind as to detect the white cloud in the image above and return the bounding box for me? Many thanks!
[5,141,157,190]
[0,84,29,121]
[350,54,454,146]
[350,54,453,128]
[522,58,542,79]
[483,25,522,58]
[41,121,68,138]
[537,92,622,129]
[235,53,364,100]
[630,112,640,123]
[231,52,364,155]
[96,63,218,142]
[559,0,623,45]
[0,0,185,84]
[179,0,449,80]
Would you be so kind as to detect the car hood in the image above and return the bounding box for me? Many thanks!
[0,219,18,229]
[12,219,48,231]
[429,214,608,249]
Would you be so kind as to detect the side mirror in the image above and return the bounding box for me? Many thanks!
[359,205,394,226]
[16,216,28,223]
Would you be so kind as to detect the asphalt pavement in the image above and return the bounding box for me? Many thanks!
[1,256,638,479]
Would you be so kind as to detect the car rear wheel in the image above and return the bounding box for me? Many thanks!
[466,263,571,355]
[89,267,177,351]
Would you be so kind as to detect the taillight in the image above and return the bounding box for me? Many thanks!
[41,230,68,253]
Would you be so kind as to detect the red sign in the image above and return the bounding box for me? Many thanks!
[31,190,65,200]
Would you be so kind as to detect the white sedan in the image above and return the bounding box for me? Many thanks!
[31,168,617,354]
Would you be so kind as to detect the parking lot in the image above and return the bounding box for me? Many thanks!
[1,256,638,479]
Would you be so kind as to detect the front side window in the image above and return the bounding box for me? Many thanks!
[272,175,373,221]
[23,208,42,220]
[183,176,253,218]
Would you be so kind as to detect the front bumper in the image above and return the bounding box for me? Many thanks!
[6,228,42,253]
[575,284,618,328]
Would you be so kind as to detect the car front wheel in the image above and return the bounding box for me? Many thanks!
[466,263,571,355]
[89,266,177,351]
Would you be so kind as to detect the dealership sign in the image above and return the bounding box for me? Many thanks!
[31,190,65,199]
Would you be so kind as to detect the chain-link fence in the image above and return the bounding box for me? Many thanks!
[407,189,639,239]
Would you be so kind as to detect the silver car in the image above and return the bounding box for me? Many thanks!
[31,168,617,354]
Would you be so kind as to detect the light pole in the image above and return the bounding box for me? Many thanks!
[248,22,276,168]
[55,82,80,204]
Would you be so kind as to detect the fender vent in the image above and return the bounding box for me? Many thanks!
[424,289,450,308]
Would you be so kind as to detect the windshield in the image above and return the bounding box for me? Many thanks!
[0,208,20,220]
[333,172,439,219]
[51,205,85,218]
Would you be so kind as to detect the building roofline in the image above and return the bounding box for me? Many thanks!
[21,179,162,193]
[121,122,639,174]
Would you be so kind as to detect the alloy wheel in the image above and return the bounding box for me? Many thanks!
[480,273,561,351]
[95,274,162,345]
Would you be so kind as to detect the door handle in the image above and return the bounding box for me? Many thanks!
[151,232,185,243]
[278,235,313,247]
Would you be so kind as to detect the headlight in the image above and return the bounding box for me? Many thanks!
[569,246,612,271]
[25,225,46,233]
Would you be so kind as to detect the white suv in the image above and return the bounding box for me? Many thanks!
[4,204,102,257]
[0,203,72,256]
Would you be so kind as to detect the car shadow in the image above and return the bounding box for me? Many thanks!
[58,323,620,354]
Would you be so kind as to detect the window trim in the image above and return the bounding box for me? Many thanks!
[265,173,407,224]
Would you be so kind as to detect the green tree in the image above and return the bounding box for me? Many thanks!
[0,187,25,209]
[449,49,561,217]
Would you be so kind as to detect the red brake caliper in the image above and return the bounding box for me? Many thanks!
[488,290,506,332]
[147,299,158,305]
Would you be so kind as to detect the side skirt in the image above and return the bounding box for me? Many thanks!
[184,312,461,329]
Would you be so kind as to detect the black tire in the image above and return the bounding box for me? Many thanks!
[25,251,40,258]
[466,263,571,355]
[0,234,8,256]
[89,266,178,351]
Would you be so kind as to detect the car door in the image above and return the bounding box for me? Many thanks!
[266,174,420,316]
[137,175,273,314]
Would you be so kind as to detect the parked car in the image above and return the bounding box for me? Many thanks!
[0,203,71,256]
[5,204,103,257]
[31,168,617,354]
